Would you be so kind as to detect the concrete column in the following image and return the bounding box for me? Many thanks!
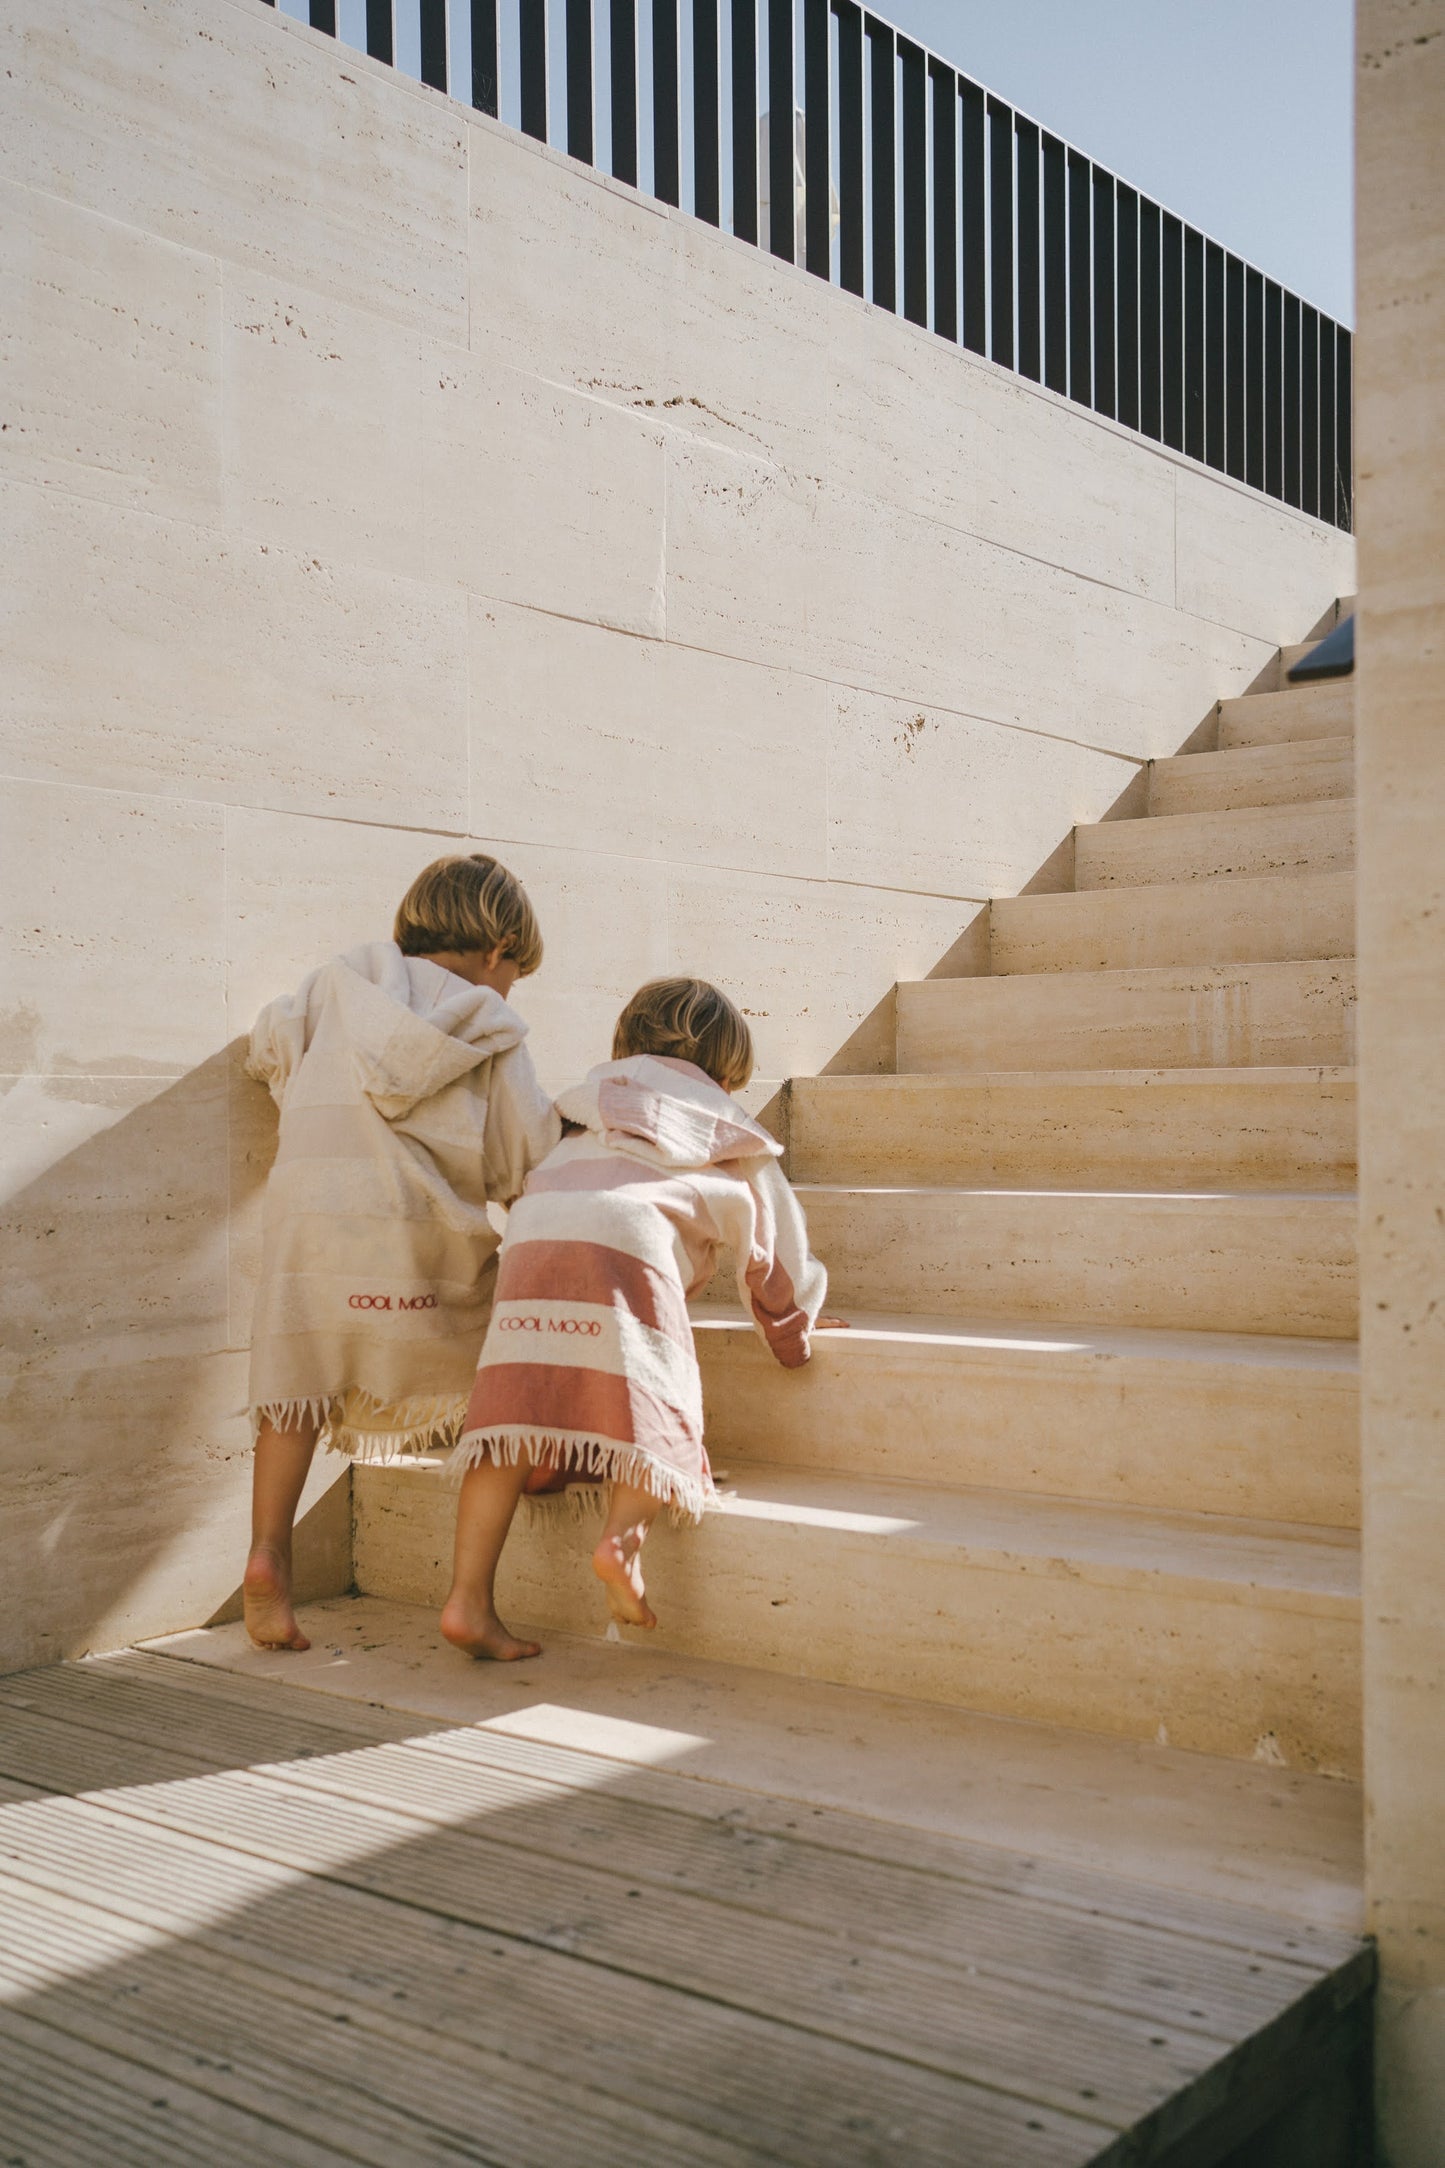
[1357,1,1445,2159]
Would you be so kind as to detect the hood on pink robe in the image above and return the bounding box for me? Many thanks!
[555,1056,781,1172]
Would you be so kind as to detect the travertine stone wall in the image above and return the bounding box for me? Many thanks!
[1357,3,1445,2158]
[0,0,1353,1670]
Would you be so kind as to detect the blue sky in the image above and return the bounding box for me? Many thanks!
[304,0,1355,325]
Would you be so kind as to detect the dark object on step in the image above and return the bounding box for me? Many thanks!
[1288,615,1355,681]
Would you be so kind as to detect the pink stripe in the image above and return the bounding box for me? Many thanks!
[495,1239,692,1346]
[745,1252,810,1369]
[464,1363,703,1462]
[526,1157,668,1196]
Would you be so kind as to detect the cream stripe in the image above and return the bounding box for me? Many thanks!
[483,1301,702,1421]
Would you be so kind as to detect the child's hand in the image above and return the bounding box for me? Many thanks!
[814,1315,851,1330]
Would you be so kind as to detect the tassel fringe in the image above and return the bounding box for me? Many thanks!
[448,1427,714,1527]
[250,1392,469,1464]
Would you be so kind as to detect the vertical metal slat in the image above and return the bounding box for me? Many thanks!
[931,60,958,341]
[1204,238,1225,469]
[868,16,895,311]
[367,0,394,66]
[988,96,1013,368]
[611,0,638,182]
[520,0,548,140]
[768,0,795,261]
[1264,279,1285,499]
[309,1,336,34]
[1318,316,1338,531]
[654,0,681,207]
[732,0,758,243]
[1114,181,1139,429]
[804,0,830,275]
[836,0,864,297]
[1138,196,1162,440]
[901,40,927,327]
[1300,304,1320,517]
[1161,212,1184,451]
[1015,116,1040,381]
[1244,265,1265,490]
[695,0,721,223]
[1092,165,1115,418]
[1184,226,1205,461]
[1283,291,1302,507]
[1335,327,1353,531]
[1224,254,1245,479]
[1042,131,1066,394]
[418,0,447,89]
[566,0,594,163]
[1067,149,1091,406]
[960,78,986,355]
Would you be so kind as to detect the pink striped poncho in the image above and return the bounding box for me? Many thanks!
[454,1055,827,1521]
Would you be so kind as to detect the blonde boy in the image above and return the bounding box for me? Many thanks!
[243,854,561,1650]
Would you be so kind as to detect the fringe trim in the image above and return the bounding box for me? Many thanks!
[250,1393,469,1464]
[449,1427,714,1528]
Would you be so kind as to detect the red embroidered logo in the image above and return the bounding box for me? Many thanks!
[499,1315,602,1336]
[348,1293,438,1311]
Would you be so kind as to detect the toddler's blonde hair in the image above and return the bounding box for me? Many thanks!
[393,854,543,976]
[613,977,754,1092]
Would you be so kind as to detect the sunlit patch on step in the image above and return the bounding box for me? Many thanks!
[718,1494,920,1535]
[478,1702,709,1762]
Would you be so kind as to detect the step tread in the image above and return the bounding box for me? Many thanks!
[1160,733,1354,774]
[899,958,1354,997]
[702,1462,1359,1606]
[692,1305,1360,1375]
[796,1181,1353,1202]
[1086,798,1353,839]
[797,1066,1357,1092]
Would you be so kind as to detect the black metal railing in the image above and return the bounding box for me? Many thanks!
[266,0,1353,531]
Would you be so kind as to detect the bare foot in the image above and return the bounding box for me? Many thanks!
[439,1594,542,1662]
[592,1534,657,1629]
[243,1545,311,1651]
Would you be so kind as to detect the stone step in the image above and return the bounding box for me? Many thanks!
[786,1069,1355,1191]
[990,871,1354,975]
[352,1460,1361,1776]
[1075,801,1354,889]
[1217,680,1354,749]
[897,959,1356,1072]
[1149,736,1354,817]
[794,1185,1356,1337]
[694,1310,1359,1528]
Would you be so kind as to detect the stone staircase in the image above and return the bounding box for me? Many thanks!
[353,612,1360,1792]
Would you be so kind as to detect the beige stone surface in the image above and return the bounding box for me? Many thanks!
[353,1462,1361,1773]
[0,179,222,525]
[1075,799,1355,889]
[1217,679,1355,748]
[825,688,1138,898]
[1173,466,1356,644]
[1357,2,1445,2154]
[795,1185,1357,1338]
[694,1311,1359,1527]
[468,600,826,874]
[990,869,1356,976]
[897,959,1357,1073]
[1149,735,1356,817]
[0,480,470,828]
[0,0,469,341]
[786,1069,1356,1191]
[158,1593,1367,1932]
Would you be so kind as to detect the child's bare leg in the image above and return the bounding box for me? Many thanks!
[441,1456,542,1661]
[245,1414,321,1651]
[592,1481,662,1629]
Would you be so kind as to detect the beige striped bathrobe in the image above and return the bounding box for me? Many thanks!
[456,1054,827,1521]
[246,940,561,1457]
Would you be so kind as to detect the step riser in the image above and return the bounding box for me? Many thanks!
[896,962,1357,1072]
[990,873,1355,975]
[353,1465,1360,1776]
[787,1076,1356,1191]
[795,1190,1357,1338]
[698,1330,1360,1527]
[1076,803,1354,889]
[1149,739,1354,817]
[1218,682,1353,748]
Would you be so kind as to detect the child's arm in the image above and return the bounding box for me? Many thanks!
[731,1158,828,1370]
[482,1042,564,1204]
[244,982,313,1108]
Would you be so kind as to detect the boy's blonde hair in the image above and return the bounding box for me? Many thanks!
[393,854,543,976]
[613,978,754,1092]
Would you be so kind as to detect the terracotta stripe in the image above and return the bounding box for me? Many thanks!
[495,1239,692,1346]
[464,1363,702,1458]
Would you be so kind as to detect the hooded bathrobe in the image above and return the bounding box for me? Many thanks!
[246,940,561,1457]
[455,1054,827,1522]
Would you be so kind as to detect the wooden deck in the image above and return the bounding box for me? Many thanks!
[0,1644,1372,2166]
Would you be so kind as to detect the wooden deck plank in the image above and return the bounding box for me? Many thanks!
[0,1698,1333,2041]
[0,1871,1104,2168]
[0,1657,1372,2168]
[6,1651,1361,1966]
